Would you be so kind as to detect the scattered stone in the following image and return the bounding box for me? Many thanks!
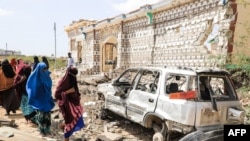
[96,132,123,141]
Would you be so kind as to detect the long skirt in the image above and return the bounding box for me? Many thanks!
[0,88,20,114]
[62,101,85,138]
[64,116,85,138]
[20,94,36,122]
[32,110,51,135]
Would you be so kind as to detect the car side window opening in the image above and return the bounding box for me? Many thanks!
[165,74,190,94]
[198,75,236,101]
[116,69,139,95]
[118,69,138,84]
[135,70,159,94]
[199,76,211,100]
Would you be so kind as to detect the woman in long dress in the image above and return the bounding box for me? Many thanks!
[14,63,36,123]
[0,59,20,115]
[26,62,55,136]
[55,67,85,141]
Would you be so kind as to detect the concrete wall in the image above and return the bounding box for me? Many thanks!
[65,0,240,74]
[233,1,250,63]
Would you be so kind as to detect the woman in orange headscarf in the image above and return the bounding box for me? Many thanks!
[0,59,20,115]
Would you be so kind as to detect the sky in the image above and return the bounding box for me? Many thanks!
[0,0,161,57]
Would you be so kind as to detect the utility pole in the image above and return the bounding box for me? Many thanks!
[54,22,57,71]
[5,42,7,56]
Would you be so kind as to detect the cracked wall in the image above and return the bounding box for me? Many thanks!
[65,0,237,74]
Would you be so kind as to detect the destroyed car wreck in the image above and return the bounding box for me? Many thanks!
[97,67,246,141]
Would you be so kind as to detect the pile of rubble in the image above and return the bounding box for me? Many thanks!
[49,72,154,141]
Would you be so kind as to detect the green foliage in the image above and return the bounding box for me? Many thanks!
[244,104,250,124]
[4,55,67,70]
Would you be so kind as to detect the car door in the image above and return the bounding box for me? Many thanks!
[126,69,160,124]
[105,68,139,117]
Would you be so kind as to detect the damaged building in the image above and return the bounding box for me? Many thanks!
[64,0,238,74]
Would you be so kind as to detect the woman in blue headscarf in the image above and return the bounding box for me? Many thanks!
[26,62,55,136]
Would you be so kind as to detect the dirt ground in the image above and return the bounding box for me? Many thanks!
[0,107,49,140]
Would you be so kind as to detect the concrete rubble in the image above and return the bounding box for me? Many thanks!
[0,70,153,141]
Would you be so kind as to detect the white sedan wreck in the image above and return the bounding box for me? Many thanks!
[97,67,246,141]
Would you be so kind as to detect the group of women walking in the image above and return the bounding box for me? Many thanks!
[0,56,84,141]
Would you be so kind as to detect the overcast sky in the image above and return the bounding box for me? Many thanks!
[0,0,161,57]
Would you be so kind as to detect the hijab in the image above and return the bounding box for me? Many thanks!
[55,67,80,104]
[33,56,40,71]
[16,58,25,74]
[14,64,32,100]
[55,67,81,123]
[2,59,16,78]
[42,56,49,70]
[0,59,15,91]
[26,62,54,112]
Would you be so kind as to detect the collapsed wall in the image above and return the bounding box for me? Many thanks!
[65,0,237,74]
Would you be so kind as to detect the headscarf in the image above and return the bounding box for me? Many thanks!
[2,59,16,78]
[10,58,17,70]
[26,62,54,112]
[0,59,15,91]
[55,67,81,123]
[14,64,32,100]
[33,56,39,71]
[16,58,25,74]
[42,56,49,70]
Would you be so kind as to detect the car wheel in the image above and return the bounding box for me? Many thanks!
[179,130,204,141]
[153,132,164,141]
[152,121,167,140]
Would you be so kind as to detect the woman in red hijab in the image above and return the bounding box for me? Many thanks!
[14,64,36,123]
[55,67,85,141]
[10,58,17,72]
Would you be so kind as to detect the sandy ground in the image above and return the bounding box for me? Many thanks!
[0,72,62,141]
[0,107,50,140]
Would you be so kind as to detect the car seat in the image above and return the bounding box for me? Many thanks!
[167,83,179,93]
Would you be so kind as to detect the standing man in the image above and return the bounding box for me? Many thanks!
[67,52,74,68]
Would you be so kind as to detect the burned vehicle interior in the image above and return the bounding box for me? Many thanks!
[112,68,139,96]
[164,72,238,103]
[113,68,161,96]
[112,68,238,102]
[165,74,190,94]
[135,70,160,94]
[198,74,237,101]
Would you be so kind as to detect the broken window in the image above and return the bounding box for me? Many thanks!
[198,75,237,101]
[135,70,159,94]
[165,74,193,94]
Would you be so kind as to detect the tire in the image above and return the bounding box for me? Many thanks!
[152,122,167,141]
[153,132,164,141]
[180,129,224,141]
[179,130,204,141]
